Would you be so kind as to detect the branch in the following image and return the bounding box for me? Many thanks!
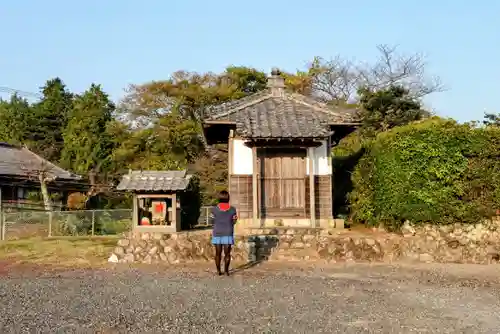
[357,44,445,98]
[309,44,445,103]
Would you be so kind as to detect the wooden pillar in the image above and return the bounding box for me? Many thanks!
[228,130,234,189]
[172,193,177,231]
[308,147,316,227]
[252,146,259,227]
[327,136,333,219]
[132,194,139,228]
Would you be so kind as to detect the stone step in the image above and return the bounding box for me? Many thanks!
[247,227,324,236]
[269,248,320,261]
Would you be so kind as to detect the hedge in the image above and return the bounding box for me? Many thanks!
[348,118,500,230]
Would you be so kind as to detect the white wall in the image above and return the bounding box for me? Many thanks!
[232,139,253,175]
[231,139,331,176]
[306,141,331,175]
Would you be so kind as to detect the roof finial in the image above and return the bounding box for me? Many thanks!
[267,67,285,97]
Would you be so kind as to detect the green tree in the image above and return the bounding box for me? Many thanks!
[358,85,430,137]
[483,112,500,126]
[110,113,203,172]
[60,84,115,174]
[29,78,74,162]
[120,67,269,125]
[0,94,33,144]
[224,66,267,95]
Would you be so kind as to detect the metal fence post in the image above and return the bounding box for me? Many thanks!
[91,210,95,236]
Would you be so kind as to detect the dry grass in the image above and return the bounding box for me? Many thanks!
[0,237,118,267]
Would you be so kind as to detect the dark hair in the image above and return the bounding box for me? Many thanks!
[218,190,230,203]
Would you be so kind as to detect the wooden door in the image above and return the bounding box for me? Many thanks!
[258,148,306,218]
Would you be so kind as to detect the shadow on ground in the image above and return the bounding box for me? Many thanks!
[228,235,279,274]
[230,260,265,274]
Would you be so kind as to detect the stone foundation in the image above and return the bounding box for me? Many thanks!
[108,231,249,264]
[399,219,500,264]
[109,219,500,265]
[232,218,345,234]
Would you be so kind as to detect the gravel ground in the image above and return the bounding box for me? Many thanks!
[1,262,500,333]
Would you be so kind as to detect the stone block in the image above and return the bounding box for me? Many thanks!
[123,253,135,263]
[114,247,125,256]
[117,239,130,247]
[333,219,345,229]
[108,254,119,263]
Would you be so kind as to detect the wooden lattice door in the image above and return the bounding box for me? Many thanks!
[258,148,306,218]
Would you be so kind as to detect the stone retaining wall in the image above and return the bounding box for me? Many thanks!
[399,219,500,264]
[109,218,500,265]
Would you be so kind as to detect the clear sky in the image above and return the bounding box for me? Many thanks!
[1,0,498,123]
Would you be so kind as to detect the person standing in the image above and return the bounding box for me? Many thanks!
[209,190,237,276]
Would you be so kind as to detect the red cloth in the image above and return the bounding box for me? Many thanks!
[217,203,237,221]
[217,203,230,211]
[154,203,164,213]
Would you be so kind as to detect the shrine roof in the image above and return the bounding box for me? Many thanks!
[202,69,359,139]
[116,170,192,192]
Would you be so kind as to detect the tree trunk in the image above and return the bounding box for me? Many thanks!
[38,173,53,211]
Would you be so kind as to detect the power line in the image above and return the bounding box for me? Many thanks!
[0,86,42,99]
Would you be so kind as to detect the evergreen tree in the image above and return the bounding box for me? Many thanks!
[358,85,430,137]
[60,84,115,174]
[29,78,74,162]
[0,94,33,144]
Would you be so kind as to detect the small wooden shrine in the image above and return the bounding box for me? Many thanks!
[116,170,193,233]
[202,69,359,229]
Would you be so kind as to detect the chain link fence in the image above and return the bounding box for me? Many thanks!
[1,209,133,240]
[52,210,133,237]
[0,206,217,240]
[197,206,213,226]
[1,211,50,240]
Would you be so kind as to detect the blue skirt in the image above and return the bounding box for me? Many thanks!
[212,236,234,245]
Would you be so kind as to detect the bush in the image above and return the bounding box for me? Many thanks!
[96,218,131,235]
[56,214,92,236]
[67,192,87,210]
[350,118,500,230]
[332,131,367,218]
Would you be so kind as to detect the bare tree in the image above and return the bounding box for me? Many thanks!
[309,55,360,103]
[309,44,444,103]
[357,44,444,98]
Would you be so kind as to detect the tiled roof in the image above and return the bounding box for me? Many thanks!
[116,170,192,192]
[0,142,81,180]
[203,71,359,139]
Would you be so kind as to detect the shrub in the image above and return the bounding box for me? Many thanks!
[67,192,87,210]
[350,118,500,230]
[56,214,92,236]
[332,130,368,217]
[96,218,131,235]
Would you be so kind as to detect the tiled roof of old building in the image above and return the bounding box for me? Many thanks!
[116,170,192,192]
[0,142,81,180]
[203,69,359,139]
